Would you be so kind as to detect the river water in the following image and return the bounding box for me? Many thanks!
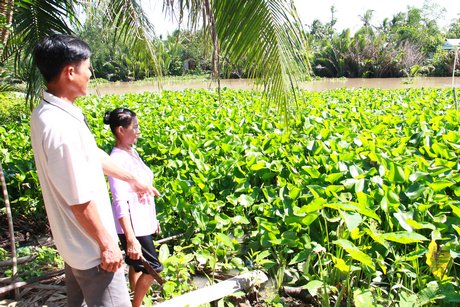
[89,77,459,96]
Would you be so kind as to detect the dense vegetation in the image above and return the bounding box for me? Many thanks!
[1,88,459,305]
[72,3,460,81]
[2,1,459,87]
[307,4,460,78]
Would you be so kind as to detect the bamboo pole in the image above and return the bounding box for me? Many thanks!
[0,161,19,299]
[452,48,458,111]
[155,229,199,245]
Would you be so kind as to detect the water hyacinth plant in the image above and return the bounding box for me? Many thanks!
[1,88,459,305]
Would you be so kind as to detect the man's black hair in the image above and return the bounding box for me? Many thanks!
[33,34,91,83]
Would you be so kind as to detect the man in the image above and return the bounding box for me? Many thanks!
[30,34,159,306]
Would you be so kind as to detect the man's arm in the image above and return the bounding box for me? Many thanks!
[70,200,123,272]
[98,148,160,197]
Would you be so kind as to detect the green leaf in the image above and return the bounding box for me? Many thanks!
[326,202,380,222]
[399,291,418,307]
[158,244,170,263]
[450,205,460,217]
[215,233,234,248]
[394,210,414,232]
[429,180,454,192]
[289,248,313,265]
[250,161,267,171]
[298,198,327,214]
[405,183,426,201]
[389,162,407,183]
[237,194,255,207]
[417,281,440,305]
[364,227,389,249]
[353,288,374,307]
[231,215,250,225]
[340,210,362,232]
[382,231,428,244]
[304,280,324,297]
[325,172,343,183]
[333,239,375,270]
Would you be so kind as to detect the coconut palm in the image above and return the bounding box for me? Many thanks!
[1,0,309,120]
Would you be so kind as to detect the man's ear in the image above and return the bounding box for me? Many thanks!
[62,65,76,80]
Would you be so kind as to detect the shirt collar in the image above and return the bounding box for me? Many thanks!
[42,91,86,124]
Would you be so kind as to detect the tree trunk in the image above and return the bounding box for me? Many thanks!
[0,0,15,51]
[203,0,221,99]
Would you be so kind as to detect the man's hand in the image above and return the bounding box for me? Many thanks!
[126,239,142,260]
[99,148,160,202]
[70,200,124,273]
[100,244,124,272]
[130,177,160,203]
[129,177,160,196]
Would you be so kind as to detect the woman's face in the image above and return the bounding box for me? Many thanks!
[119,116,140,145]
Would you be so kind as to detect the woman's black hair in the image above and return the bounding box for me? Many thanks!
[103,108,137,134]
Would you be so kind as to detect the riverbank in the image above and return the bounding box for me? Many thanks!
[88,76,460,96]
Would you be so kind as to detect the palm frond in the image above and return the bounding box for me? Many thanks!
[166,0,309,124]
[214,0,309,124]
[95,0,162,77]
[8,0,77,106]
[12,0,76,55]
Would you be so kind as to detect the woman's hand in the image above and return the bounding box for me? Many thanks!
[126,239,142,260]
[156,221,161,235]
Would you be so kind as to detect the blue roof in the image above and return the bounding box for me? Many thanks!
[442,39,460,50]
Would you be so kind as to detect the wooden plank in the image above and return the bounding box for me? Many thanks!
[155,270,267,307]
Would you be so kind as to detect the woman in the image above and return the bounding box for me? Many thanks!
[104,108,163,307]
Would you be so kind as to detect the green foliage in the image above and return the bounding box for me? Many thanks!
[1,246,64,280]
[0,247,8,260]
[0,96,45,226]
[0,93,28,122]
[159,244,196,299]
[3,88,460,304]
[77,7,158,81]
[308,3,453,78]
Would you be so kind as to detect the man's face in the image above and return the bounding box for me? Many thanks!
[72,58,92,97]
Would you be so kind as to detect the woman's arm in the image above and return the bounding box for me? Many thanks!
[118,215,142,260]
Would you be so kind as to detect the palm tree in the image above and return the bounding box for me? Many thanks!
[1,0,309,120]
[0,0,14,48]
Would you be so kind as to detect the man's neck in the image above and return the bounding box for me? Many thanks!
[46,84,75,104]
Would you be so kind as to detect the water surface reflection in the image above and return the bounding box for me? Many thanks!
[89,77,459,95]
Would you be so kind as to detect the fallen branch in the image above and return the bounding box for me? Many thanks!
[24,284,66,291]
[0,269,65,295]
[0,255,37,267]
[155,270,268,307]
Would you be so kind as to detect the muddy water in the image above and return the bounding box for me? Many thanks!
[88,77,459,96]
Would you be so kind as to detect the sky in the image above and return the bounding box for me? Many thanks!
[143,0,460,38]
